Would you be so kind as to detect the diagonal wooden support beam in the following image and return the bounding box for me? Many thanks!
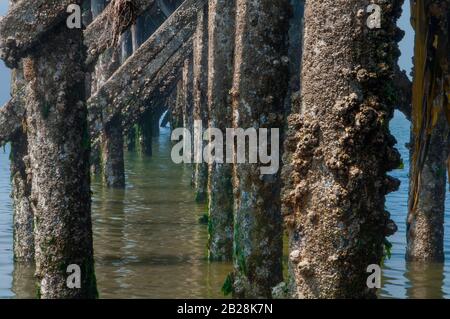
[121,41,189,131]
[0,93,25,145]
[89,35,192,143]
[84,0,186,66]
[88,0,205,138]
[0,0,77,67]
[84,0,156,66]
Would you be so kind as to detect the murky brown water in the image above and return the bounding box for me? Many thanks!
[1,116,450,299]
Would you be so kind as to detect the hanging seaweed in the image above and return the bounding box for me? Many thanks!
[107,0,137,47]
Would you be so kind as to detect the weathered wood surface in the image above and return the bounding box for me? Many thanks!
[9,0,34,265]
[89,36,192,144]
[84,0,156,66]
[0,0,78,67]
[88,0,205,139]
[0,94,24,145]
[25,22,97,298]
[206,0,235,262]
[231,0,289,298]
[281,0,403,298]
[0,0,177,68]
[192,5,209,203]
[84,0,182,66]
[394,66,412,121]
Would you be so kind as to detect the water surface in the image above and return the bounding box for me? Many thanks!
[0,115,449,299]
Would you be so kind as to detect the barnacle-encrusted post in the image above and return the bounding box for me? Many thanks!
[281,0,403,298]
[192,5,209,203]
[23,15,97,299]
[231,0,290,298]
[8,0,34,263]
[206,0,235,261]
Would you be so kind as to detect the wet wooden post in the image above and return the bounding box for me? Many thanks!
[192,5,209,203]
[151,110,161,137]
[407,121,448,262]
[101,113,126,188]
[121,28,138,152]
[10,124,33,262]
[230,0,290,298]
[8,0,34,263]
[138,109,154,156]
[406,0,449,262]
[173,80,186,131]
[182,57,194,172]
[0,1,98,298]
[93,0,126,188]
[133,10,157,157]
[206,0,235,261]
[134,12,152,156]
[281,0,403,298]
[28,15,97,300]
[89,0,106,175]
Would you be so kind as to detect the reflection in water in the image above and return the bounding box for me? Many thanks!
[91,128,232,298]
[1,114,450,298]
[405,262,444,299]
